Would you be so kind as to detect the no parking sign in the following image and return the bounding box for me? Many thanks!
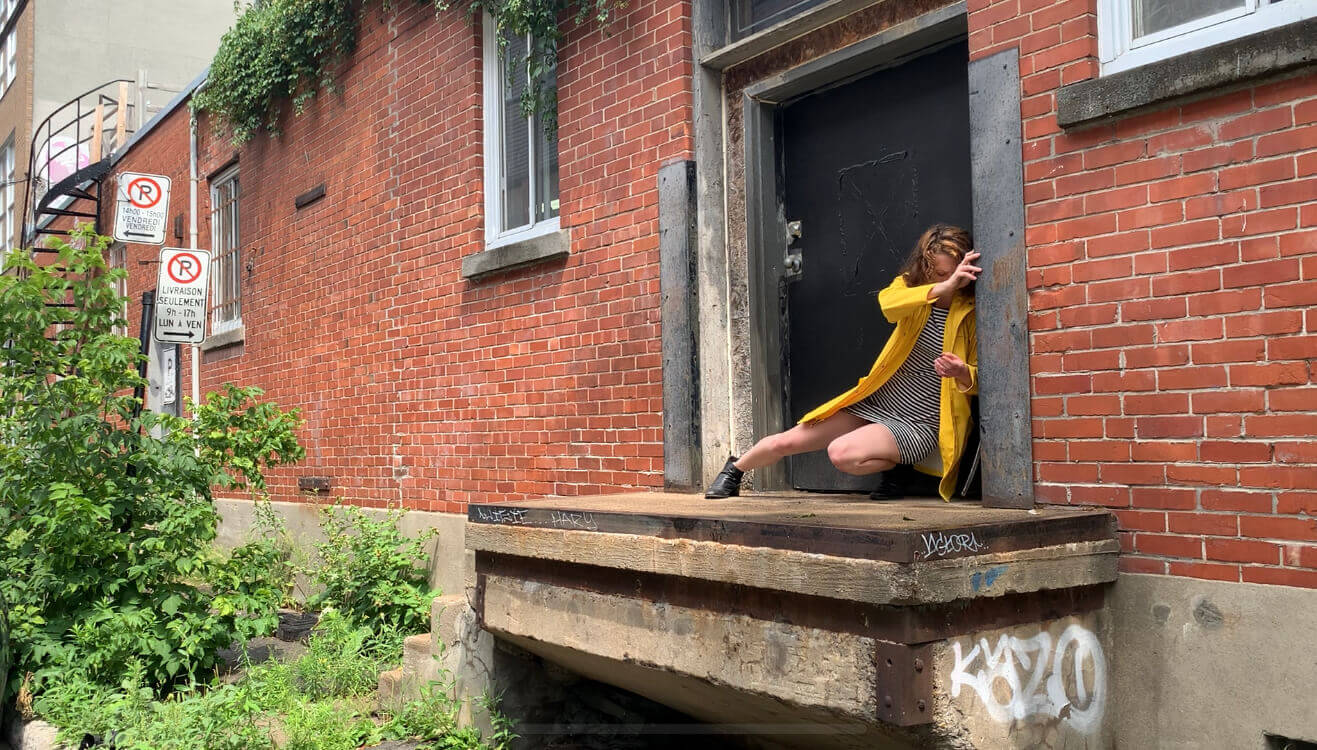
[154,247,210,344]
[114,172,171,244]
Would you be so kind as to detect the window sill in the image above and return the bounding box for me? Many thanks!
[1057,17,1317,129]
[201,324,244,352]
[462,228,570,280]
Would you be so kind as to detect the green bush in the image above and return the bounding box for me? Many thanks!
[205,502,301,639]
[34,610,513,750]
[34,661,277,750]
[0,229,304,698]
[306,505,438,638]
[304,503,437,637]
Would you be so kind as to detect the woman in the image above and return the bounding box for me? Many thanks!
[705,224,980,502]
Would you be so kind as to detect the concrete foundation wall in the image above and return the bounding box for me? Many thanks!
[214,499,471,602]
[937,612,1113,749]
[1110,573,1317,749]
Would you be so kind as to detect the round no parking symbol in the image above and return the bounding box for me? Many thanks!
[127,176,164,208]
[166,252,203,284]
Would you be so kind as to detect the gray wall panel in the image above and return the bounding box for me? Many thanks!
[968,49,1032,508]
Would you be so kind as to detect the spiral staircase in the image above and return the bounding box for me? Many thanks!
[23,80,141,251]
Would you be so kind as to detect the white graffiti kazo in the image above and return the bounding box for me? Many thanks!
[950,624,1106,734]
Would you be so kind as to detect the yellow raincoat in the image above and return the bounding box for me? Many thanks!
[798,276,977,500]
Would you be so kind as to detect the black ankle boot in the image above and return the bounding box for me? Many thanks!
[705,456,744,499]
[868,472,903,501]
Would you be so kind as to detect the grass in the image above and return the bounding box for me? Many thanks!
[32,609,514,750]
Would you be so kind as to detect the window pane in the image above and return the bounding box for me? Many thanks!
[534,59,559,223]
[730,0,830,40]
[4,30,14,89]
[1132,0,1245,37]
[500,30,530,231]
[3,142,12,249]
[209,174,240,328]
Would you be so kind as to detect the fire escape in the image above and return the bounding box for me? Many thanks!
[23,80,141,251]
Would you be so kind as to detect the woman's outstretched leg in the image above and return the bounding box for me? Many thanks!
[706,412,867,498]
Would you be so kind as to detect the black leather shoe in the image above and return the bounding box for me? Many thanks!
[868,472,904,501]
[705,456,744,499]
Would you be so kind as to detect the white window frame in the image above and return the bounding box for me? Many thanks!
[1099,0,1317,75]
[208,166,241,335]
[5,28,14,90]
[108,242,128,337]
[481,12,560,251]
[1,0,17,98]
[1,27,14,97]
[0,135,13,251]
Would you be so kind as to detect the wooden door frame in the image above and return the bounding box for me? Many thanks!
[741,1,1033,508]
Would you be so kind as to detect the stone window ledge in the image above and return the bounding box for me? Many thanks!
[1057,17,1317,129]
[201,324,244,352]
[462,229,570,281]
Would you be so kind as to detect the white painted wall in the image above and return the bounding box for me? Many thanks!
[32,0,235,132]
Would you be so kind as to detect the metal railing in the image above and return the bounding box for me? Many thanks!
[23,79,138,225]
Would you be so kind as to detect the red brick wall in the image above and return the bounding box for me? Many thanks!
[970,0,1317,586]
[97,1,691,513]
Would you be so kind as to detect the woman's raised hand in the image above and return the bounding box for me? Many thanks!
[931,251,982,300]
[950,251,981,289]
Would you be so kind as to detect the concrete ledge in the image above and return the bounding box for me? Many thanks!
[467,493,1115,561]
[468,523,1118,606]
[200,324,244,352]
[461,228,569,280]
[1058,18,1317,128]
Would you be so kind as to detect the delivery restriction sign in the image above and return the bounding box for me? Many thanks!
[154,248,210,344]
[114,172,172,244]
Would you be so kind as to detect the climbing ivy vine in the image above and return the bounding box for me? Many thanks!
[194,0,624,144]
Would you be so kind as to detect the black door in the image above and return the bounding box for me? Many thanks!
[781,40,973,492]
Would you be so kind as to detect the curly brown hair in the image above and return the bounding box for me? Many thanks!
[899,224,974,293]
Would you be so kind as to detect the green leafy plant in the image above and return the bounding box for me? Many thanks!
[477,691,518,750]
[289,608,398,699]
[0,228,305,698]
[305,505,439,638]
[206,516,298,641]
[194,0,624,143]
[35,611,513,749]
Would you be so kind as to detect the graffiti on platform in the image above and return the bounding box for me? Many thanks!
[550,510,599,531]
[473,506,529,525]
[970,565,1008,592]
[917,530,988,559]
[950,624,1106,734]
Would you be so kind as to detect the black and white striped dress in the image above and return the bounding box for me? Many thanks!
[844,306,947,464]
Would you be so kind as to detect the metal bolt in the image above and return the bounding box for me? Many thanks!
[917,700,927,712]
[914,658,924,673]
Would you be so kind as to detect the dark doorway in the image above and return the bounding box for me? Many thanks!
[779,40,973,492]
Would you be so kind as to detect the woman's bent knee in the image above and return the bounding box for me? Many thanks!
[827,440,857,473]
[828,437,897,475]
